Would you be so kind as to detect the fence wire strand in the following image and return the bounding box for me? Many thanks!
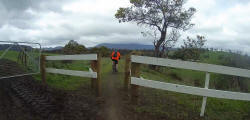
[0,41,41,79]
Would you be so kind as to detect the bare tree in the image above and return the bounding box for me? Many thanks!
[115,0,196,57]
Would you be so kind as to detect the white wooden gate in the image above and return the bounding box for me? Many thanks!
[41,54,101,96]
[45,54,98,78]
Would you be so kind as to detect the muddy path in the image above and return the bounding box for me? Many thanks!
[0,59,99,120]
[0,76,99,120]
[0,77,58,120]
[0,59,60,120]
[96,59,136,120]
[98,72,126,120]
[0,59,145,120]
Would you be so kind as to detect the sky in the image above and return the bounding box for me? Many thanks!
[0,0,250,54]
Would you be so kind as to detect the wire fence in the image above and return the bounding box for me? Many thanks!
[0,41,41,79]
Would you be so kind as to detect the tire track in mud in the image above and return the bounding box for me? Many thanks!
[0,76,63,120]
[0,59,62,119]
[0,59,99,120]
[97,59,135,120]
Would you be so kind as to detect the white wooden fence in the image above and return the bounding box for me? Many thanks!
[41,54,101,96]
[130,55,250,116]
[45,54,97,78]
[46,68,97,78]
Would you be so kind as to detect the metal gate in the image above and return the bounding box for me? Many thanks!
[0,41,41,79]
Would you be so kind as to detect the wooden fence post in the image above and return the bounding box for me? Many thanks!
[124,54,131,91]
[131,62,140,104]
[91,54,101,97]
[40,55,46,85]
[96,54,101,97]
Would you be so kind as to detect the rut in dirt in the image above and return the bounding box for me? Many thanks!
[97,69,132,120]
[0,59,99,120]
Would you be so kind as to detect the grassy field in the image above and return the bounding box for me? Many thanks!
[2,50,250,119]
[0,51,90,90]
[34,53,92,90]
[33,56,122,91]
[0,50,119,90]
[137,51,250,120]
[0,50,41,75]
[0,50,20,61]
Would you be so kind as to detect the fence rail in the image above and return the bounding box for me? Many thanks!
[128,55,250,117]
[46,54,97,61]
[46,68,97,78]
[131,55,250,78]
[41,54,101,96]
[131,77,250,101]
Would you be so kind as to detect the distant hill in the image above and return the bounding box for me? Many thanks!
[96,43,154,50]
[0,44,32,51]
[43,46,63,51]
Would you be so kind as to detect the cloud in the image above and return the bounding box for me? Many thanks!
[0,0,249,55]
[185,0,250,54]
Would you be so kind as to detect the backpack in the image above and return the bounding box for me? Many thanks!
[113,52,117,57]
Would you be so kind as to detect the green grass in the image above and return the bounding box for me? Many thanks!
[34,57,115,91]
[101,58,113,76]
[34,73,91,90]
[0,50,41,73]
[32,51,250,120]
[0,52,116,91]
[34,59,91,91]
[0,50,41,61]
[2,50,250,119]
[0,50,20,61]
[139,68,250,120]
[138,51,250,120]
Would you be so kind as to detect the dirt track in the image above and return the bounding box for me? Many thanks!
[97,72,129,120]
[0,76,100,120]
[0,59,148,120]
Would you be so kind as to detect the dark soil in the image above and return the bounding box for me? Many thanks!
[1,58,195,120]
[0,59,26,78]
[0,59,99,120]
[96,72,131,120]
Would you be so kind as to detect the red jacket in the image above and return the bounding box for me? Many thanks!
[111,51,121,61]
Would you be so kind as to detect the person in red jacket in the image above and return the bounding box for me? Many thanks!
[111,50,121,72]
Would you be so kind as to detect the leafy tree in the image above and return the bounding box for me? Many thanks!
[90,46,110,57]
[63,40,87,54]
[115,0,196,57]
[183,35,206,49]
[99,46,110,57]
[173,35,206,60]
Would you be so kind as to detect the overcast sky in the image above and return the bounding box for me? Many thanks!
[0,0,250,54]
